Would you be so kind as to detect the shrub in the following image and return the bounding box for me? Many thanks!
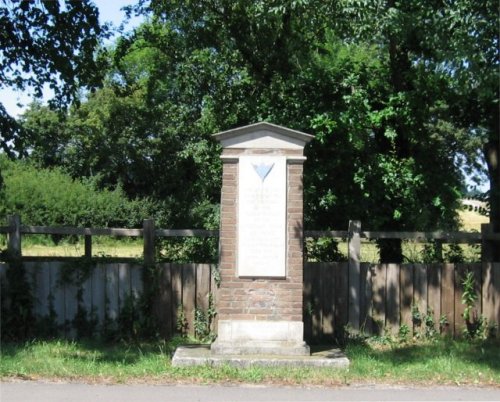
[0,156,154,228]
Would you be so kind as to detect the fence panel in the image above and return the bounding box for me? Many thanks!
[441,263,455,335]
[2,259,498,341]
[0,261,215,339]
[427,263,441,327]
[182,264,196,336]
[321,262,335,339]
[371,264,386,334]
[302,262,495,342]
[400,264,413,331]
[482,263,500,325]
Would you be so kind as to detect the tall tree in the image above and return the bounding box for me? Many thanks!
[0,0,106,156]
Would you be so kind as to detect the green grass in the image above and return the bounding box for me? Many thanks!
[1,337,498,386]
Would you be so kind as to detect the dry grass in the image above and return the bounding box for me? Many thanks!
[458,210,489,231]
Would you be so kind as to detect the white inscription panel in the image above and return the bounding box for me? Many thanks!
[238,155,286,277]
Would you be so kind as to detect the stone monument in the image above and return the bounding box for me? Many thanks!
[211,122,314,355]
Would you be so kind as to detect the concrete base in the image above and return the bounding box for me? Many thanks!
[172,345,350,368]
[211,340,310,356]
[213,320,308,355]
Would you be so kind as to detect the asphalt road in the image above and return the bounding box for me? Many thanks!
[1,382,499,402]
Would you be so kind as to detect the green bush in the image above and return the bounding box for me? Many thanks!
[0,156,153,228]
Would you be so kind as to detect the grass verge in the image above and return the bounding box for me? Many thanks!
[1,337,498,386]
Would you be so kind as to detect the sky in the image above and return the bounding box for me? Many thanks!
[0,0,143,117]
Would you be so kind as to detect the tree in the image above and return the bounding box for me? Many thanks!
[0,0,106,156]
[20,0,495,261]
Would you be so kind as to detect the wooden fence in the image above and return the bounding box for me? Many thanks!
[0,261,217,339]
[1,215,499,341]
[2,216,500,263]
[304,262,500,342]
[1,260,498,341]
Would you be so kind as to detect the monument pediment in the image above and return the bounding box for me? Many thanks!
[213,122,314,150]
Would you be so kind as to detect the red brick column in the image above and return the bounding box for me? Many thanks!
[217,153,305,322]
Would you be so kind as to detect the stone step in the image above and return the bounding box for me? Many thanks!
[172,345,350,368]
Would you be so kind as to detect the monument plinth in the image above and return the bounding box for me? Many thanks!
[211,122,314,356]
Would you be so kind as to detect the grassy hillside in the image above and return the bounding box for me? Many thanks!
[458,209,489,231]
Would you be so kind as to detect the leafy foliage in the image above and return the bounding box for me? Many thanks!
[9,0,499,262]
[0,156,153,228]
[0,0,107,155]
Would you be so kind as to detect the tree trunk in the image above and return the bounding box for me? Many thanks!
[484,135,499,261]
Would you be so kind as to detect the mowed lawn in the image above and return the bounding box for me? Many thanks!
[1,338,498,386]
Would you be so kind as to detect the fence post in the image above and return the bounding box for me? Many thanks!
[143,219,156,265]
[348,220,361,331]
[84,234,92,259]
[481,223,493,263]
[7,214,21,258]
[435,240,443,262]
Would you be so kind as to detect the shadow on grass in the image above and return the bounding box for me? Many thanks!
[0,337,187,366]
[343,337,500,372]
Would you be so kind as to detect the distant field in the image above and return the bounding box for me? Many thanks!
[458,209,489,231]
[21,241,143,258]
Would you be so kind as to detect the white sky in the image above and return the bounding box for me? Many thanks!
[0,0,142,117]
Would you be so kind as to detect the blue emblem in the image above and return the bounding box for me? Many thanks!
[252,163,274,182]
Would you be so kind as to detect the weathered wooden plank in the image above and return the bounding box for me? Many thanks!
[23,262,44,317]
[371,264,386,335]
[130,265,143,299]
[118,263,131,311]
[413,264,428,320]
[311,263,323,342]
[155,229,219,237]
[209,264,219,334]
[303,262,313,342]
[362,264,374,334]
[427,263,442,328]
[454,264,467,336]
[33,262,50,318]
[196,264,211,312]
[359,263,370,333]
[20,226,143,237]
[182,264,196,337]
[50,262,65,327]
[321,262,335,340]
[171,264,183,335]
[470,263,482,317]
[348,221,361,331]
[80,264,93,324]
[64,267,79,338]
[304,231,349,238]
[105,264,119,321]
[334,262,349,337]
[361,231,481,243]
[0,263,7,282]
[400,264,414,331]
[481,262,495,324]
[441,263,455,335]
[156,263,172,337]
[91,264,106,327]
[494,263,500,325]
[24,261,37,289]
[385,263,400,333]
[143,219,155,265]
